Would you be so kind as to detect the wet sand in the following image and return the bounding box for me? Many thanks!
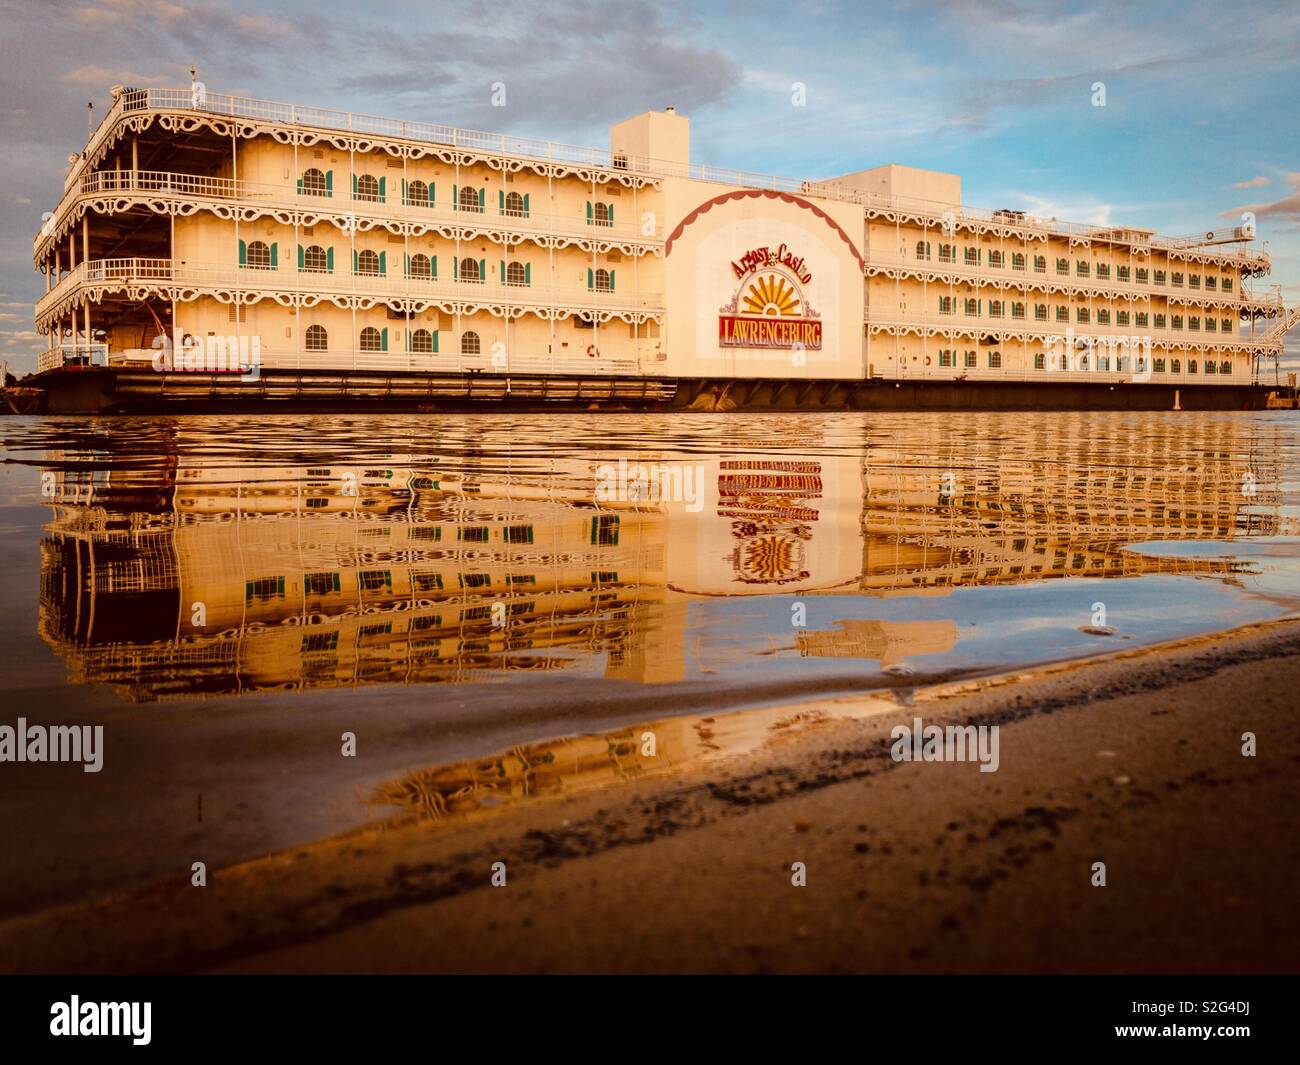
[3,616,1298,974]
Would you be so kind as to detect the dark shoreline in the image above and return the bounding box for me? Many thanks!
[2,615,1297,974]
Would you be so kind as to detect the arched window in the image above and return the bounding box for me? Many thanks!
[245,240,271,269]
[359,326,382,352]
[300,168,327,196]
[593,202,611,227]
[357,249,380,276]
[1171,358,1181,373]
[305,325,328,351]
[506,261,527,286]
[303,245,328,272]
[1033,255,1046,272]
[461,330,481,355]
[1012,252,1025,271]
[410,329,433,353]
[505,190,526,217]
[406,179,429,207]
[915,240,929,260]
[594,268,612,292]
[356,174,380,202]
[460,258,481,282]
[459,186,482,213]
[1188,359,1198,374]
[1154,358,1166,373]
[409,253,432,280]
[1220,360,1231,375]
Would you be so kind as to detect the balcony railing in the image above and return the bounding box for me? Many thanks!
[864,252,1281,312]
[36,257,662,321]
[57,87,1271,270]
[38,168,662,255]
[863,309,1281,350]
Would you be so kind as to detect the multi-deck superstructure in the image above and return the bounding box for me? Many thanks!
[30,84,1299,411]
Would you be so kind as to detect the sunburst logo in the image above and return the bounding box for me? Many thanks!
[742,274,802,317]
[719,245,822,351]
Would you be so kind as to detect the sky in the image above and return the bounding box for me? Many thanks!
[1,0,1297,375]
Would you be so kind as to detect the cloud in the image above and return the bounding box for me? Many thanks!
[1222,174,1300,221]
[335,0,742,134]
[61,66,171,87]
[1234,176,1271,189]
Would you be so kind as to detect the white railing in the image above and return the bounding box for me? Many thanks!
[37,342,108,373]
[864,309,1282,351]
[55,168,662,245]
[873,359,1257,386]
[56,87,1270,270]
[864,252,1279,311]
[36,256,662,320]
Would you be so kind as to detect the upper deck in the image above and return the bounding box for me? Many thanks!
[36,86,1273,276]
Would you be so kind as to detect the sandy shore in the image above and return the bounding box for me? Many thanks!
[4,617,1299,974]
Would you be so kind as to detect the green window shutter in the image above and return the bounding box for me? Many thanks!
[430,255,437,279]
[452,184,458,208]
[608,204,614,223]
[429,182,435,205]
[238,239,247,266]
[431,329,438,353]
[477,188,485,209]
[332,573,340,592]
[404,253,410,277]
[609,269,615,292]
[351,173,357,197]
[352,249,358,273]
[401,178,407,203]
[524,262,531,285]
[479,258,485,280]
[298,244,304,270]
[270,242,278,268]
[523,193,529,215]
[325,170,333,195]
[326,247,334,272]
[296,177,303,194]
[499,260,505,282]
[586,201,592,223]
[453,256,458,280]
[378,176,385,201]
[381,327,388,352]
[587,267,593,290]
[498,190,505,212]
[378,250,386,276]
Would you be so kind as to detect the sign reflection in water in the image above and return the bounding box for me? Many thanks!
[30,413,1287,704]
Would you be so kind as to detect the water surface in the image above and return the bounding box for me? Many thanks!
[2,411,1297,913]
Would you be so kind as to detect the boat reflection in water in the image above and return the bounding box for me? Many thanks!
[33,413,1286,704]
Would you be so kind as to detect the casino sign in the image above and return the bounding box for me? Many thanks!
[718,243,822,350]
